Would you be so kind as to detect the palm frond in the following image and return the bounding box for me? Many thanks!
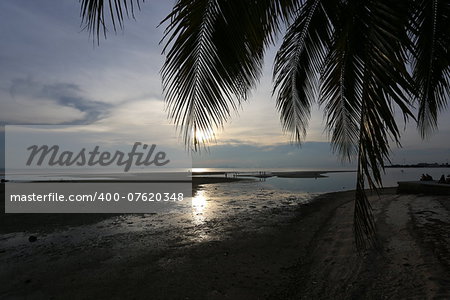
[273,0,332,142]
[411,0,450,137]
[320,16,363,161]
[322,0,415,250]
[160,0,298,149]
[80,0,143,43]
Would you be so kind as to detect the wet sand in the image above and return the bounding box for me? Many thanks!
[279,189,450,299]
[0,186,449,299]
[0,177,244,233]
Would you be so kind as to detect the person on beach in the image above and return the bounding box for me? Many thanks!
[420,174,433,181]
[438,174,446,183]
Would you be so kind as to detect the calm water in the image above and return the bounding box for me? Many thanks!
[2,167,449,247]
[251,167,449,193]
[4,167,449,219]
[4,167,449,191]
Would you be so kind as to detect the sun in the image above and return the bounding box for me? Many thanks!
[192,128,214,144]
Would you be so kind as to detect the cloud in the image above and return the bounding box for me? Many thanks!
[1,77,111,125]
[40,82,111,124]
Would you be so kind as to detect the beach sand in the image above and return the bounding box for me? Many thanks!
[0,186,449,299]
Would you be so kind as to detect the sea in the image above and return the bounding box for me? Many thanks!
[3,167,448,215]
[1,167,448,248]
[3,166,449,192]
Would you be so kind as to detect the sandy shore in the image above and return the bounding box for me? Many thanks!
[0,186,449,299]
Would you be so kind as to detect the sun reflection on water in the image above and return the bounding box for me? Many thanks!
[191,190,207,225]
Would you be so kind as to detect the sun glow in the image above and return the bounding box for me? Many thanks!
[192,168,208,173]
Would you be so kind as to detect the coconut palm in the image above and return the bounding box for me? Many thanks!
[80,0,449,249]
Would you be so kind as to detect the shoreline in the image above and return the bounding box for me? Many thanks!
[1,186,449,298]
[2,169,356,182]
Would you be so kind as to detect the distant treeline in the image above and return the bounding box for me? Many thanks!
[387,163,450,168]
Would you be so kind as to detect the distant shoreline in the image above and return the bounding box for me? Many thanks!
[387,164,450,168]
[192,169,356,179]
[2,170,357,184]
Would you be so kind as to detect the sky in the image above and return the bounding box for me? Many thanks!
[0,0,449,170]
